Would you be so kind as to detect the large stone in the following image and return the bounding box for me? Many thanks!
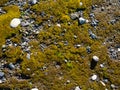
[10,18,21,28]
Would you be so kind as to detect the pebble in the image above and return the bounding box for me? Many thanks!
[118,48,120,52]
[100,64,104,68]
[78,17,86,25]
[26,53,31,60]
[75,86,81,90]
[100,81,106,86]
[86,46,91,53]
[10,18,21,28]
[30,0,37,5]
[56,23,61,27]
[80,2,83,6]
[92,56,99,62]
[31,88,38,90]
[66,80,70,84]
[111,84,116,89]
[70,13,78,20]
[8,63,15,70]
[0,72,4,78]
[91,74,97,81]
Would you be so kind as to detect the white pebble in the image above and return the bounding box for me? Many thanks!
[75,86,81,90]
[91,74,97,81]
[10,18,21,28]
[31,88,38,90]
[92,56,99,62]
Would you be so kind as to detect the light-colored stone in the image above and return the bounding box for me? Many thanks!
[10,18,21,28]
[91,74,97,81]
[75,86,81,90]
[92,56,99,62]
[80,2,83,6]
[31,88,38,90]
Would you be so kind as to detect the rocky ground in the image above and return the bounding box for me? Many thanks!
[0,0,120,90]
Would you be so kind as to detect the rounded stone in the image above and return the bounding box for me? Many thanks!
[80,2,83,6]
[0,72,4,78]
[75,86,81,90]
[10,18,21,28]
[31,88,38,90]
[91,74,97,81]
[92,56,99,62]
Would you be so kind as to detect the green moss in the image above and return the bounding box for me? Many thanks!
[0,5,20,54]
[0,0,8,6]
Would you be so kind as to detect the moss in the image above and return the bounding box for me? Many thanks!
[0,5,20,51]
[0,0,8,6]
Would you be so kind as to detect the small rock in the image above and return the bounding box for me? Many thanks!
[101,7,105,11]
[70,13,79,20]
[8,63,15,70]
[78,17,86,25]
[26,53,31,60]
[30,0,37,5]
[56,23,61,27]
[0,72,4,78]
[100,81,106,86]
[111,84,116,89]
[31,88,38,90]
[79,2,83,6]
[75,86,81,90]
[86,46,91,53]
[0,80,2,83]
[100,64,104,68]
[2,45,6,48]
[118,48,120,52]
[103,78,109,83]
[92,56,99,62]
[27,68,30,71]
[21,21,30,27]
[10,18,21,28]
[66,80,70,84]
[91,74,97,81]
[74,44,81,48]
